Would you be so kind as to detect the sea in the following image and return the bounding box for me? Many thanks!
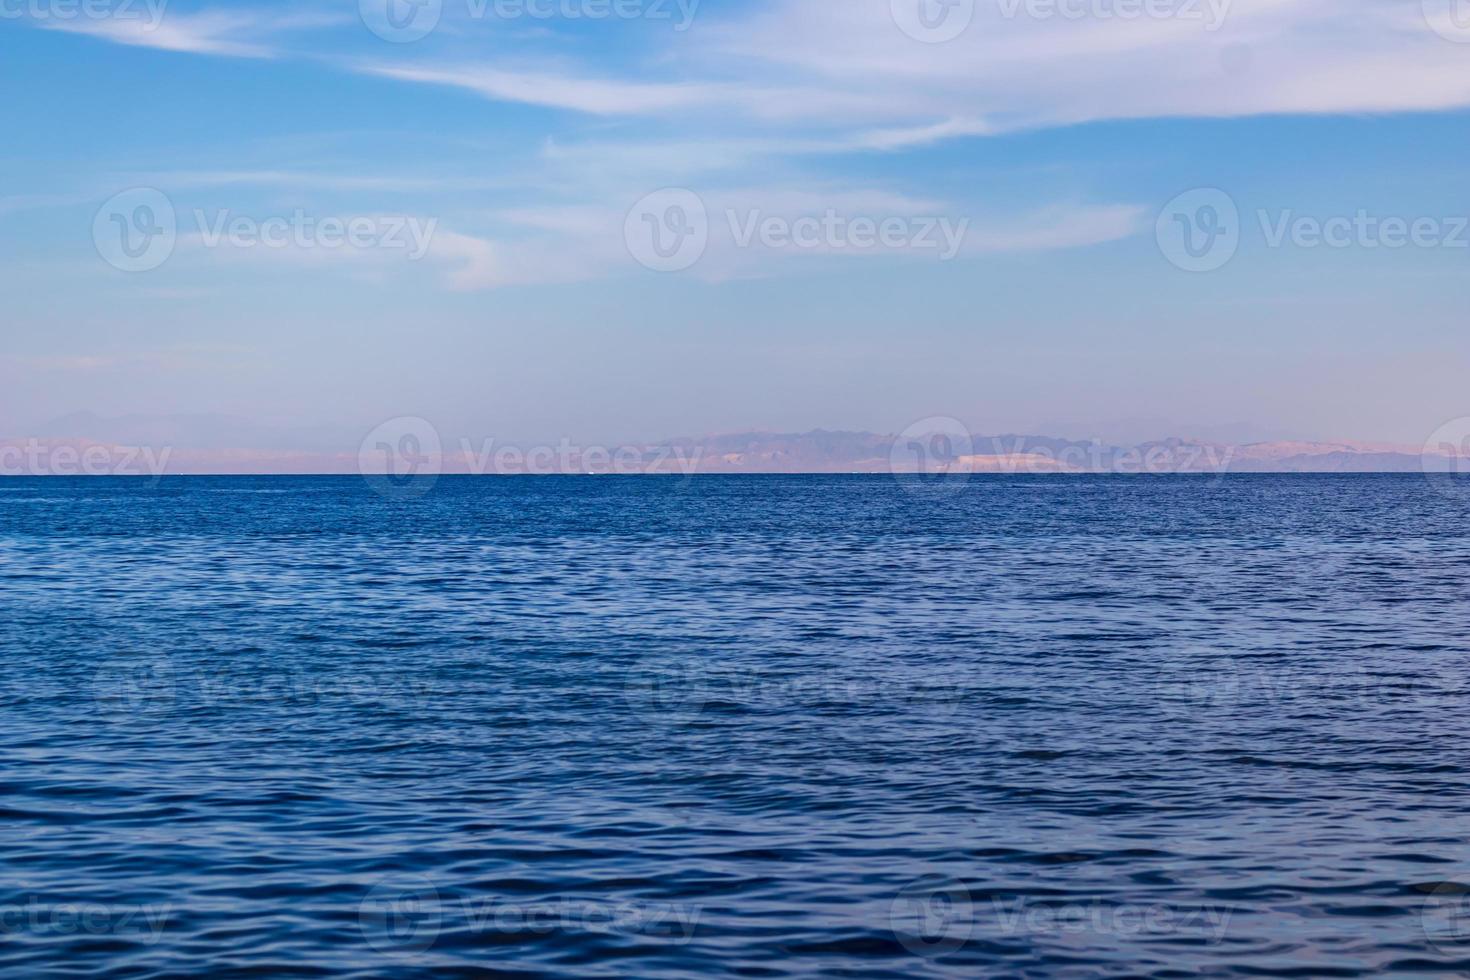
[2,474,1469,977]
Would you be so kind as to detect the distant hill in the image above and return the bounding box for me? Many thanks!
[1,416,1460,475]
[653,431,1447,474]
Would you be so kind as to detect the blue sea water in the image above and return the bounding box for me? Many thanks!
[3,474,1470,978]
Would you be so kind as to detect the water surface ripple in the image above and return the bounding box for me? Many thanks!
[2,475,1469,977]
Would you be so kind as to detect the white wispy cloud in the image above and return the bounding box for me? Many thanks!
[36,8,349,58]
[4,344,245,373]
[424,193,1145,290]
[428,230,610,290]
[45,0,1470,145]
[0,192,96,215]
[958,204,1147,253]
[40,11,278,58]
[849,117,994,151]
[147,171,518,193]
[334,0,1470,164]
[33,0,1463,296]
[361,64,719,115]
[703,0,1470,130]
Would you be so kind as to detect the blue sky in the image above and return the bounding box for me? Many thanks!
[3,0,1468,447]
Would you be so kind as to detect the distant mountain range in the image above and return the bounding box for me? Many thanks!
[658,431,1459,474]
[1,415,1463,475]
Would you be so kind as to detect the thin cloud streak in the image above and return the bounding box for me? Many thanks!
[39,12,278,58]
[37,0,1470,145]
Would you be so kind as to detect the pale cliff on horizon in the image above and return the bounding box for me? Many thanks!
[0,414,1465,475]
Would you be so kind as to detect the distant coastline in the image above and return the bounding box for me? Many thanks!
[2,415,1464,476]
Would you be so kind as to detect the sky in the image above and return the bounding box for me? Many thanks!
[2,0,1468,449]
